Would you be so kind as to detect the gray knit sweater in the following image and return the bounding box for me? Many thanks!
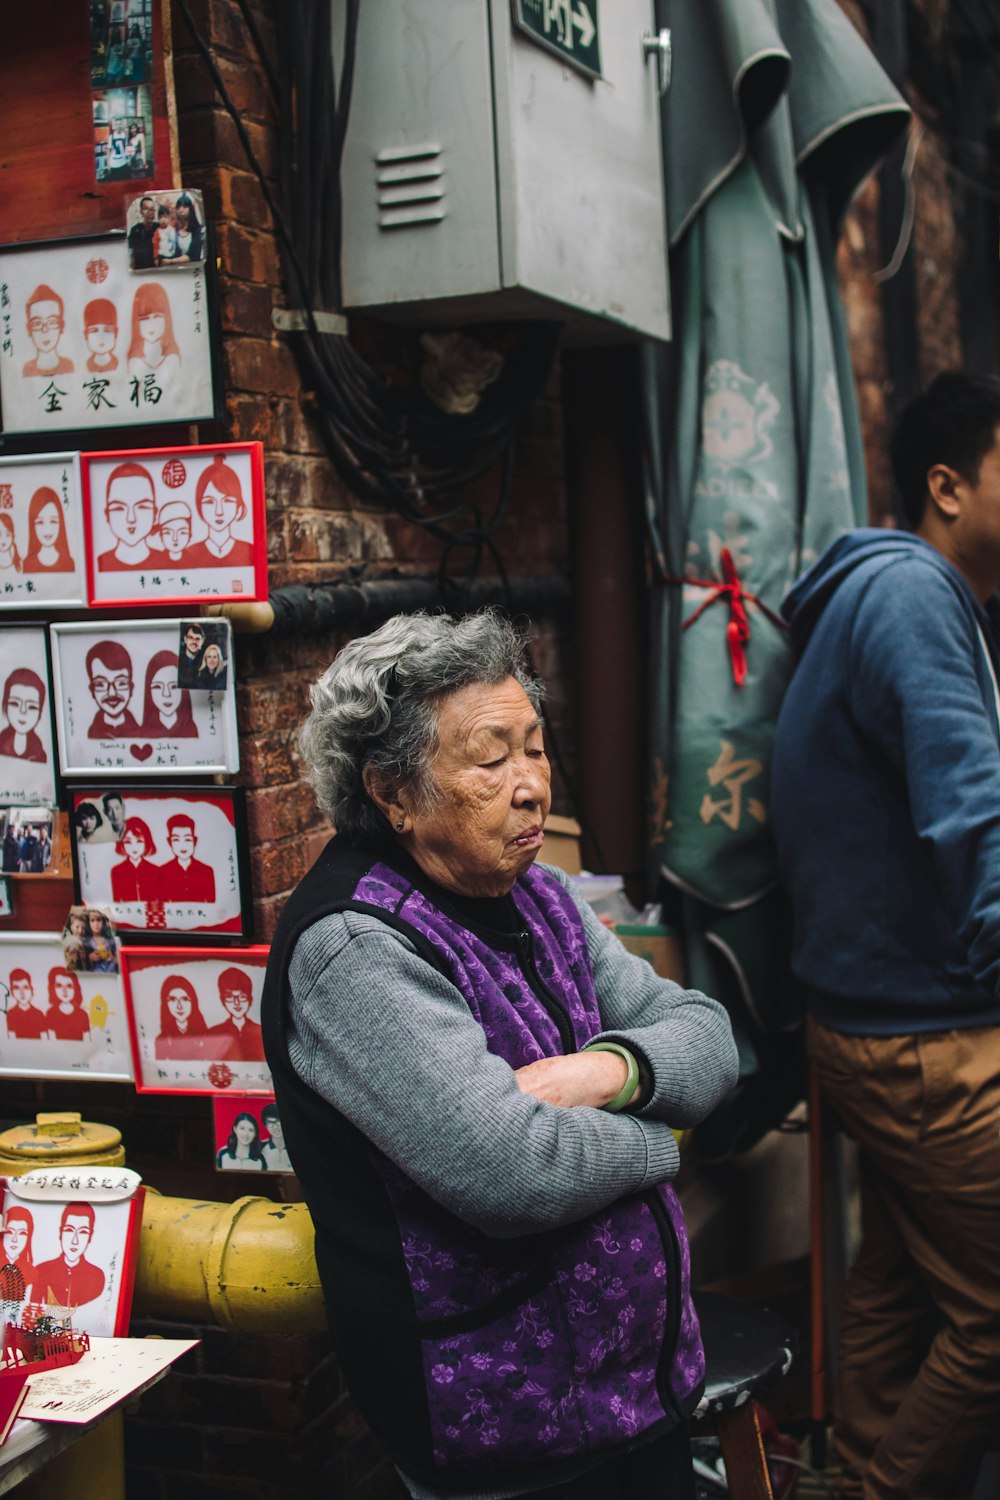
[287,865,737,1499]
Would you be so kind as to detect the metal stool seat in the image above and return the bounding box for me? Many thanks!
[692,1291,797,1500]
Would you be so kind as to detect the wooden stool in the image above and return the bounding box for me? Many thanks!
[692,1291,797,1500]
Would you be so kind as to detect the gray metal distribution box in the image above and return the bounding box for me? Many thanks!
[335,0,671,342]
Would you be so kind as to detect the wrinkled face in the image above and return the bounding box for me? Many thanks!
[5,685,41,736]
[199,481,238,532]
[54,974,76,1007]
[168,827,195,862]
[86,322,116,355]
[139,311,165,344]
[151,667,180,716]
[106,475,156,545]
[183,628,204,657]
[222,987,251,1022]
[60,1214,91,1266]
[3,1217,28,1262]
[27,298,62,354]
[234,1118,255,1146]
[11,978,32,1009]
[89,654,132,717]
[123,829,147,863]
[399,678,551,899]
[166,986,191,1023]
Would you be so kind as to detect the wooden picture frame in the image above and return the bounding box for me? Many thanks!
[0,232,219,436]
[0,931,133,1083]
[50,619,239,777]
[69,784,252,943]
[0,1168,145,1339]
[121,945,271,1096]
[0,625,58,806]
[80,440,266,607]
[0,452,86,610]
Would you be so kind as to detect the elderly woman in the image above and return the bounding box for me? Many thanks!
[262,612,737,1500]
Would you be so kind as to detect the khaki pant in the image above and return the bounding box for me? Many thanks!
[808,1017,1000,1500]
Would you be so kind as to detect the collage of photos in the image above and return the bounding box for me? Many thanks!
[51,618,238,776]
[213,1096,295,1175]
[0,236,215,436]
[0,627,58,806]
[71,785,251,940]
[0,453,87,610]
[121,947,271,1094]
[0,931,134,1082]
[0,1169,145,1339]
[91,0,155,183]
[82,443,266,605]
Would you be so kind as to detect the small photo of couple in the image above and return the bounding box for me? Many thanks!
[176,620,229,692]
[62,906,120,977]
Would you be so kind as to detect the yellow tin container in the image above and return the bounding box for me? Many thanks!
[0,1113,125,1174]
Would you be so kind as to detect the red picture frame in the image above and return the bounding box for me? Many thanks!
[80,441,267,608]
[120,944,271,1096]
[0,1171,146,1340]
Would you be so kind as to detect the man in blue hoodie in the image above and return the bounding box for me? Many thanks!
[772,372,1000,1500]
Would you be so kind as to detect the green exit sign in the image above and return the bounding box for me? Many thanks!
[511,0,602,81]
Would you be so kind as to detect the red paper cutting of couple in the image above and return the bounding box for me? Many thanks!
[0,932,134,1083]
[81,442,266,607]
[0,453,87,611]
[120,946,271,1095]
[50,619,238,776]
[0,626,57,807]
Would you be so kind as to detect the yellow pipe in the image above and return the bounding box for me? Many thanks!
[134,1193,327,1334]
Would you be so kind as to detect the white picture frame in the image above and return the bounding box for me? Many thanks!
[0,234,216,436]
[50,618,238,777]
[0,625,57,806]
[0,452,86,609]
[0,932,134,1082]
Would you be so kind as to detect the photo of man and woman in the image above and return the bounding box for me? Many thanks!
[0,627,57,807]
[82,444,266,606]
[126,190,205,271]
[0,1170,145,1338]
[51,619,239,777]
[120,947,271,1094]
[213,1096,295,1175]
[0,933,133,1082]
[0,455,86,609]
[176,620,230,691]
[72,787,249,939]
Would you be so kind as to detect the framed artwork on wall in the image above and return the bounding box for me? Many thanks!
[0,625,57,806]
[81,441,266,606]
[121,945,271,1096]
[0,931,134,1082]
[0,233,218,436]
[69,784,252,942]
[0,1167,145,1339]
[0,452,86,610]
[50,619,238,777]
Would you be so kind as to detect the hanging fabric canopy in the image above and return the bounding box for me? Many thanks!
[642,0,909,1151]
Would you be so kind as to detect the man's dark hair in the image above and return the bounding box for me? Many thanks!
[890,371,1000,529]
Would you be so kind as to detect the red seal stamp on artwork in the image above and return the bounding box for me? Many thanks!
[86,258,110,284]
[208,1062,234,1091]
[161,458,187,488]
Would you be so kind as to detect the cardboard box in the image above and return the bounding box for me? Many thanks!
[540,815,582,875]
[613,924,686,985]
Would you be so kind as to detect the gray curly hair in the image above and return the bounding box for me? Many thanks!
[300,610,544,843]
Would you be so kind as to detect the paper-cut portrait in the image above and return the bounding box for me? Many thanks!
[97,462,160,572]
[128,282,180,378]
[51,620,238,777]
[0,628,56,805]
[34,1202,106,1309]
[0,933,133,1082]
[84,299,119,374]
[0,455,86,610]
[22,285,74,379]
[0,670,47,765]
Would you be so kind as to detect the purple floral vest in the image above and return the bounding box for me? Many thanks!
[351,860,705,1469]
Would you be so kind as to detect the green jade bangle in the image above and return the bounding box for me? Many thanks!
[584,1041,641,1113]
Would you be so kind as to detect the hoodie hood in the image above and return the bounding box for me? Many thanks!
[782,529,955,651]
